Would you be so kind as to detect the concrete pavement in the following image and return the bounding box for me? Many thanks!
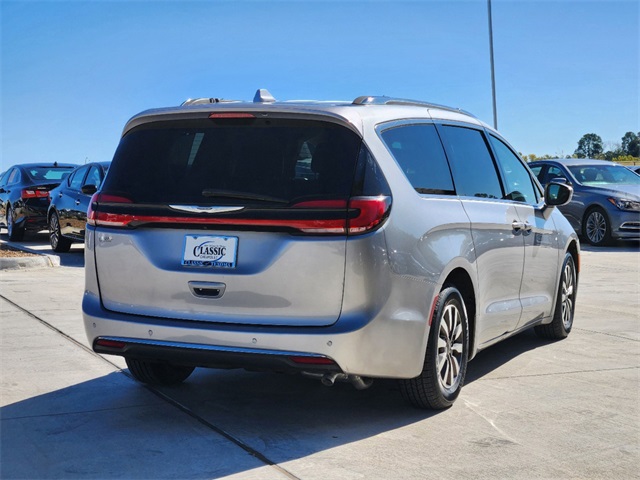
[1,241,638,479]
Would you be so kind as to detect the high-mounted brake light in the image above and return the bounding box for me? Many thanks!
[208,113,256,119]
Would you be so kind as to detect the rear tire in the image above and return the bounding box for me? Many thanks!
[49,212,72,252]
[399,286,469,409]
[125,358,195,385]
[7,207,24,241]
[535,253,577,340]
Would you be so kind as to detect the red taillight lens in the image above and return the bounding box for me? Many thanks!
[293,200,348,209]
[87,193,133,226]
[95,339,126,349]
[208,113,256,119]
[347,196,392,235]
[22,188,49,199]
[87,194,391,235]
[289,356,336,365]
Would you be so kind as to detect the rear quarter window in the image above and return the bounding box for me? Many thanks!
[380,123,454,195]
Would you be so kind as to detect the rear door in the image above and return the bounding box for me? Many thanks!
[437,124,525,346]
[58,165,89,237]
[92,114,363,326]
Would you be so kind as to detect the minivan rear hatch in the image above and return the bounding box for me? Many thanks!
[91,114,375,326]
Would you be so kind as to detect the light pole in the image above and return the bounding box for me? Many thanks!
[488,0,498,130]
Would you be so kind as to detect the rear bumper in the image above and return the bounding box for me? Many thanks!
[93,336,342,374]
[16,205,48,232]
[82,281,433,379]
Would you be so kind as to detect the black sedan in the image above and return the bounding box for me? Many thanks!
[47,162,110,252]
[0,163,77,240]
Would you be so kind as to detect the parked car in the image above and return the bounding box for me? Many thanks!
[83,90,579,409]
[0,163,77,240]
[627,165,640,175]
[47,162,110,252]
[529,159,640,246]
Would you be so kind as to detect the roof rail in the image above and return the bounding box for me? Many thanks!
[181,98,239,106]
[352,96,477,118]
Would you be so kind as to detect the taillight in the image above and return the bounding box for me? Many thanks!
[347,196,391,235]
[87,193,133,226]
[21,188,49,199]
[88,194,391,235]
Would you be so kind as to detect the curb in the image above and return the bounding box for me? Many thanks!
[0,240,61,270]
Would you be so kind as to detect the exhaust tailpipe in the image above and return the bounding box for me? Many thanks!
[320,372,373,390]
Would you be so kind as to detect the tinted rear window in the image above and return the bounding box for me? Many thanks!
[103,118,363,205]
[25,167,75,181]
[438,126,503,199]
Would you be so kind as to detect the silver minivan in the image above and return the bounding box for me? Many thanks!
[83,90,579,409]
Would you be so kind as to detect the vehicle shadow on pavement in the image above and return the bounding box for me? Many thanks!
[465,328,547,383]
[0,369,436,479]
[1,231,85,268]
[579,239,640,253]
[0,328,562,479]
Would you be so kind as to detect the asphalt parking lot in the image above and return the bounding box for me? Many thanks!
[1,233,638,479]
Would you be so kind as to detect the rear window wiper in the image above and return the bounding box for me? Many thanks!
[201,189,288,204]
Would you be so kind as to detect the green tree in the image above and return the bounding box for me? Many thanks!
[621,132,640,157]
[574,133,604,158]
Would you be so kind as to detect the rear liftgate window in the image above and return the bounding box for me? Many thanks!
[95,117,391,235]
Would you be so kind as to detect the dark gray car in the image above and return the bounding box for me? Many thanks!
[529,159,640,246]
[83,90,579,409]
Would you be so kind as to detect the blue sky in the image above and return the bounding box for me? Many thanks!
[1,0,638,169]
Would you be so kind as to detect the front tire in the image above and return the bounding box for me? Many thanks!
[49,212,72,252]
[400,287,469,409]
[583,207,611,246]
[535,252,577,340]
[125,358,195,386]
[7,207,24,241]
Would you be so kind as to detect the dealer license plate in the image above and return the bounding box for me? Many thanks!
[182,235,238,268]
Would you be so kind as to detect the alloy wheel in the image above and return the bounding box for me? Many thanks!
[561,260,575,330]
[437,303,464,391]
[7,208,13,238]
[49,213,60,249]
[586,211,607,244]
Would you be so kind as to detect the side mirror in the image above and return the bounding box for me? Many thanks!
[81,184,98,195]
[544,181,573,207]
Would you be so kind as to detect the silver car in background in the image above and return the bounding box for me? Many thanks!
[529,159,640,246]
[83,90,579,409]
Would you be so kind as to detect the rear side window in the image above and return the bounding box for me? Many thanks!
[7,169,20,184]
[103,118,363,205]
[380,124,454,194]
[438,126,503,200]
[489,135,539,204]
[70,166,89,191]
[545,165,566,184]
